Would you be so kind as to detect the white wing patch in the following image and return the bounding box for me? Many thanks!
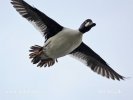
[30,20,47,35]
[69,52,89,65]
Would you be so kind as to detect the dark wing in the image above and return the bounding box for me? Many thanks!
[11,0,63,40]
[70,42,125,81]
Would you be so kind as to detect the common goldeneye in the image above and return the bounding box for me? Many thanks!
[11,0,125,80]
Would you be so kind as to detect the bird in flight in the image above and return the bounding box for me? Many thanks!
[11,0,125,81]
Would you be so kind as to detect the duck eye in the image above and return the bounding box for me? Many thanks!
[85,22,90,27]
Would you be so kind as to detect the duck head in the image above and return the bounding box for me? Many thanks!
[79,19,96,33]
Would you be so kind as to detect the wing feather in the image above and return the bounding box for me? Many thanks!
[70,42,125,81]
[11,0,63,40]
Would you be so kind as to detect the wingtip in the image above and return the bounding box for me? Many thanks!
[112,75,127,81]
[100,72,126,81]
[121,76,131,81]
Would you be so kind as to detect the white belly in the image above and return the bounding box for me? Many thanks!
[44,28,83,59]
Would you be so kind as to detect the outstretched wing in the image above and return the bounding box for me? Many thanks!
[11,0,63,40]
[70,42,125,81]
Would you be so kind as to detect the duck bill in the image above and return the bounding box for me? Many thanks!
[91,23,96,27]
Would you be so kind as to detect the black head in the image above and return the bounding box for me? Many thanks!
[79,19,96,33]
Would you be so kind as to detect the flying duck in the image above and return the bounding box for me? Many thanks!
[11,0,125,80]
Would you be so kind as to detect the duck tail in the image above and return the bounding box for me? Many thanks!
[29,45,57,67]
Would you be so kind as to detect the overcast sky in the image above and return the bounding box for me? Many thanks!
[0,0,133,100]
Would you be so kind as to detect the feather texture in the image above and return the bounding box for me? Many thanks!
[70,42,125,80]
[11,0,63,40]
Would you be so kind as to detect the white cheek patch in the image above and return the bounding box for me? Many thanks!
[85,22,90,27]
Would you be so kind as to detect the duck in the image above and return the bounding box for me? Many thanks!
[11,0,125,80]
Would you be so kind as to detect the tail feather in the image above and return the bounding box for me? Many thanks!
[31,56,41,64]
[29,45,57,67]
[37,58,56,67]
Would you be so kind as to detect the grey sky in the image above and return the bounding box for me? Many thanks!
[0,0,133,100]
